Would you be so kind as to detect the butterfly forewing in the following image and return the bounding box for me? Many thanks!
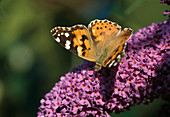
[51,25,96,62]
[88,19,122,54]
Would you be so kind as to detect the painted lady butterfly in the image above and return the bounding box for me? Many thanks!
[51,19,133,71]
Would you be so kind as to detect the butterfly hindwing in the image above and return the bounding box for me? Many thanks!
[102,28,133,67]
[103,43,127,67]
[51,25,96,62]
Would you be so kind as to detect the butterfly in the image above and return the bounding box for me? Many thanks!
[51,19,133,71]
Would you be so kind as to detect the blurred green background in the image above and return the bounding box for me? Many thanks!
[0,0,169,117]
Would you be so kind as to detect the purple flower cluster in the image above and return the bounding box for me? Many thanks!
[160,0,170,5]
[160,0,170,16]
[37,18,170,116]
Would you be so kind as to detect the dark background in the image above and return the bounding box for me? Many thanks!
[0,0,168,117]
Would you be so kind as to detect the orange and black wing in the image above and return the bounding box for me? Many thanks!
[51,25,96,62]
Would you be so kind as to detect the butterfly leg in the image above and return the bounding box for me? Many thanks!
[94,63,102,71]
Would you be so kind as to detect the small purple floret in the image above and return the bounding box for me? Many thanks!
[160,0,170,5]
[161,0,170,16]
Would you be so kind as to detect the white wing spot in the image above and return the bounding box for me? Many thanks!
[108,60,115,67]
[58,34,60,36]
[67,27,71,31]
[124,43,127,46]
[62,27,66,30]
[77,24,83,27]
[53,32,57,36]
[65,33,69,37]
[117,54,121,60]
[61,32,64,35]
[113,62,118,66]
[55,37,60,42]
[65,40,71,50]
